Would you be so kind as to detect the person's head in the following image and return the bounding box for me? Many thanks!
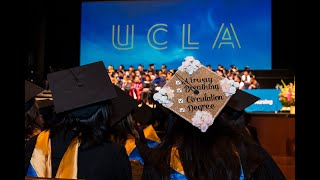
[134,76,141,83]
[109,72,118,84]
[117,70,124,77]
[145,75,151,82]
[129,65,134,72]
[109,86,139,145]
[166,72,173,80]
[234,75,241,83]
[112,113,138,145]
[216,69,224,77]
[206,65,212,70]
[147,70,154,76]
[217,64,223,70]
[130,71,136,79]
[149,64,155,70]
[138,64,144,72]
[151,57,261,179]
[123,75,130,82]
[47,61,118,150]
[243,70,249,76]
[135,70,140,76]
[108,65,114,73]
[54,103,114,149]
[119,64,124,71]
[25,81,45,139]
[161,64,167,70]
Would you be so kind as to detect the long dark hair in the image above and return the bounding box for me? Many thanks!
[49,101,113,150]
[25,100,44,139]
[153,106,262,180]
[111,114,139,145]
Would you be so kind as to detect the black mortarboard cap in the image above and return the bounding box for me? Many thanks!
[226,89,260,111]
[149,64,154,66]
[25,80,44,103]
[47,61,117,113]
[110,85,138,126]
[132,102,153,126]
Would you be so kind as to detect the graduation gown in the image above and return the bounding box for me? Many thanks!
[25,129,132,180]
[125,125,161,180]
[135,141,286,180]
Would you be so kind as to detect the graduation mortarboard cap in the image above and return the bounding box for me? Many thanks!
[47,61,117,114]
[110,85,138,126]
[132,102,153,126]
[153,56,259,132]
[25,80,44,103]
[25,80,44,112]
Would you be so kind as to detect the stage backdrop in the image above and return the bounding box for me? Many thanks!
[80,0,271,70]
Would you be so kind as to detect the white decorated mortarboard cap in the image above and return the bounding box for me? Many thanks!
[153,56,259,132]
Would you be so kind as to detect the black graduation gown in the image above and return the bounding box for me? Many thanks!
[135,140,286,180]
[25,130,132,180]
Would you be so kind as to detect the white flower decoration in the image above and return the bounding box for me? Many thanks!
[219,78,240,97]
[153,87,175,108]
[178,56,202,74]
[191,111,214,132]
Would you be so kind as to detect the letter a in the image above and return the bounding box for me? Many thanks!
[212,23,241,49]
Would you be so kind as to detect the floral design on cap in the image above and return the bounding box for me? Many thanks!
[153,87,175,108]
[178,56,202,75]
[191,110,214,132]
[219,78,240,97]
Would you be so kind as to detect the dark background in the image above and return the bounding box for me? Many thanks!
[27,0,296,86]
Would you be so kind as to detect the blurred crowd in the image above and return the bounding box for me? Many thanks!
[108,64,260,105]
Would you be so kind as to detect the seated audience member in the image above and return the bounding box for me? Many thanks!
[25,81,46,143]
[148,64,156,75]
[138,64,145,75]
[129,76,143,102]
[25,61,132,180]
[141,75,155,105]
[216,69,225,77]
[130,71,136,81]
[117,70,124,82]
[240,70,251,89]
[206,65,212,71]
[161,64,168,74]
[140,72,147,83]
[118,64,125,73]
[108,65,115,74]
[109,71,119,85]
[110,86,160,180]
[234,75,245,90]
[248,75,260,89]
[241,70,251,83]
[147,70,156,81]
[158,71,167,87]
[120,75,133,93]
[166,71,174,81]
[135,57,285,180]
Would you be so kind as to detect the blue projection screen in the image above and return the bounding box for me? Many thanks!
[80,0,271,70]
